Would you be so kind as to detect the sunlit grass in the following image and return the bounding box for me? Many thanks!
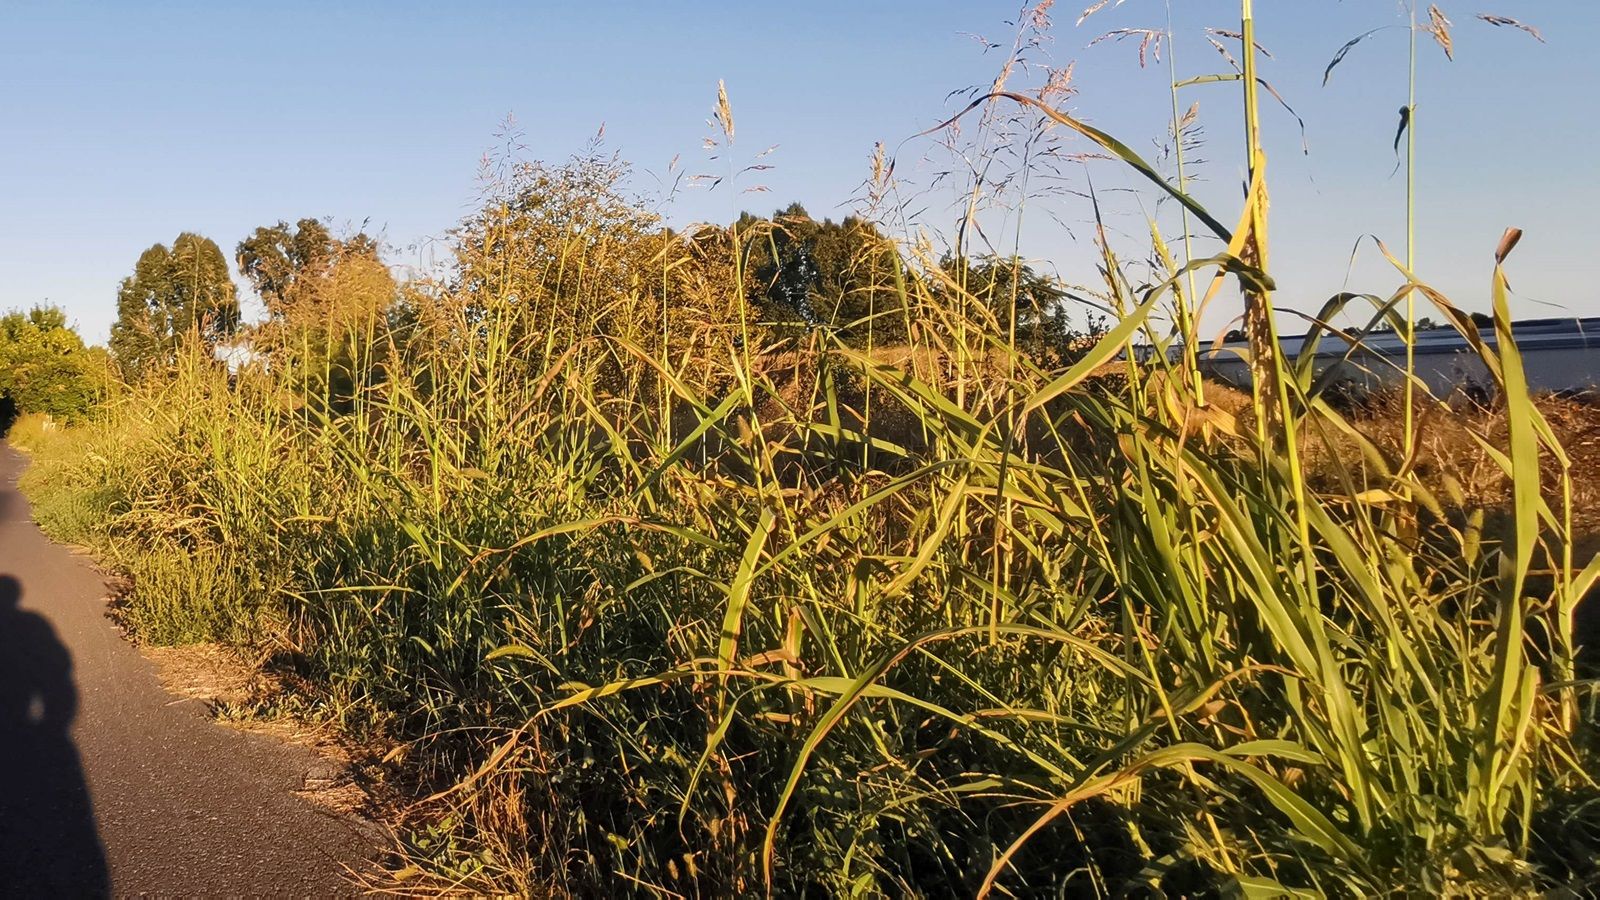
[12,3,1600,895]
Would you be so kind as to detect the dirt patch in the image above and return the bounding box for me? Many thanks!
[142,643,263,708]
[141,641,379,818]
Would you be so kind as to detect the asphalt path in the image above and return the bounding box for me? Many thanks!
[0,446,377,896]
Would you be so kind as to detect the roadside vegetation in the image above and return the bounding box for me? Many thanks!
[0,306,109,429]
[6,3,1598,895]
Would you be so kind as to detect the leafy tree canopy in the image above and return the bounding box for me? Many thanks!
[735,203,907,346]
[0,305,107,423]
[232,218,396,414]
[937,254,1101,367]
[109,232,239,380]
[733,205,1098,362]
[236,218,379,322]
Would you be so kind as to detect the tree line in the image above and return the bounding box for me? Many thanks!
[4,161,1097,427]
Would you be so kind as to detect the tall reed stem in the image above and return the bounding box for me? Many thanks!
[1166,1,1204,405]
[1404,1,1419,462]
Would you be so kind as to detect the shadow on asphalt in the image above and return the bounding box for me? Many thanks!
[0,573,110,896]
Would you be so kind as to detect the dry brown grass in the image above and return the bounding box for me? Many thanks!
[143,642,262,707]
[1304,390,1600,534]
[142,641,385,819]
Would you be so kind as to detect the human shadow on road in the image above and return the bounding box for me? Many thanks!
[0,573,110,896]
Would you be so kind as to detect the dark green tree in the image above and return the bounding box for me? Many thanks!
[109,233,239,380]
[236,218,378,319]
[235,218,396,414]
[939,254,1087,366]
[737,204,908,347]
[168,232,239,341]
[109,244,173,378]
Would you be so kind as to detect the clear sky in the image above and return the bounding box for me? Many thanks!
[2,1,1596,343]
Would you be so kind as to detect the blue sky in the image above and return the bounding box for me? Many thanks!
[2,1,1596,343]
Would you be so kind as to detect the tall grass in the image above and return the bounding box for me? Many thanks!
[14,3,1599,895]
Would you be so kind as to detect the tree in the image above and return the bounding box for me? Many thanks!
[168,233,239,342]
[737,204,907,347]
[109,233,239,380]
[937,254,1084,365]
[236,218,378,321]
[452,146,689,372]
[0,306,107,423]
[233,219,396,413]
[456,149,658,325]
[108,244,172,378]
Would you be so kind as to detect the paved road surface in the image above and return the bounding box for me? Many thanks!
[0,446,377,896]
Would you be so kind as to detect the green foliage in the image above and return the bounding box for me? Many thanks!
[109,233,239,380]
[452,144,712,365]
[12,6,1598,897]
[732,208,1098,362]
[23,210,1597,896]
[236,217,379,320]
[236,219,397,415]
[737,203,909,346]
[0,305,106,423]
[938,253,1097,366]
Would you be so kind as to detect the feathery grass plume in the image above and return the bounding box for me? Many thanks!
[1426,5,1454,59]
[1478,13,1545,43]
[715,79,734,144]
